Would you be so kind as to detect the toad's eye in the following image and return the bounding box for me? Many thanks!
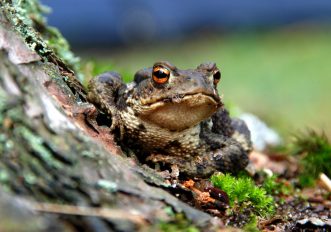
[152,66,170,84]
[213,69,221,85]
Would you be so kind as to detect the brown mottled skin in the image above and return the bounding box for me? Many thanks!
[87,61,252,178]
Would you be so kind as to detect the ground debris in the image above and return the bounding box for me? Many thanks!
[260,193,331,231]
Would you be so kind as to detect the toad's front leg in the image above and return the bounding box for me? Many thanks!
[87,71,126,132]
[200,120,251,174]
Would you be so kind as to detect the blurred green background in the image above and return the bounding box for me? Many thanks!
[80,27,331,139]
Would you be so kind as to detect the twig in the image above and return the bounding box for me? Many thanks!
[319,173,331,192]
[30,201,147,225]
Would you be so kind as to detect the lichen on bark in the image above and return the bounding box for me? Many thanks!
[1,0,80,74]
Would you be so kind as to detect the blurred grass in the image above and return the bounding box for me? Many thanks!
[80,26,331,139]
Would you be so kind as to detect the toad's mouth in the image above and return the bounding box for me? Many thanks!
[138,93,222,131]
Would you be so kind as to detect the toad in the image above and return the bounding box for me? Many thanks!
[87,61,251,178]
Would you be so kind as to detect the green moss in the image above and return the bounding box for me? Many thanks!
[262,174,293,196]
[211,173,275,217]
[291,131,331,187]
[158,213,200,232]
[243,216,259,232]
[43,27,81,74]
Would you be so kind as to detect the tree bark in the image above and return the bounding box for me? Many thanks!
[0,2,220,232]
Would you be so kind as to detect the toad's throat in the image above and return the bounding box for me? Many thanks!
[139,93,221,131]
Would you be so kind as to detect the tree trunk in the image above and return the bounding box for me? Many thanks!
[0,1,220,231]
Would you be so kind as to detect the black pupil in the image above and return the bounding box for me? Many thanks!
[154,69,168,79]
[213,71,221,80]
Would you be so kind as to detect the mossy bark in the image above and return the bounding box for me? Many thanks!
[0,1,220,231]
